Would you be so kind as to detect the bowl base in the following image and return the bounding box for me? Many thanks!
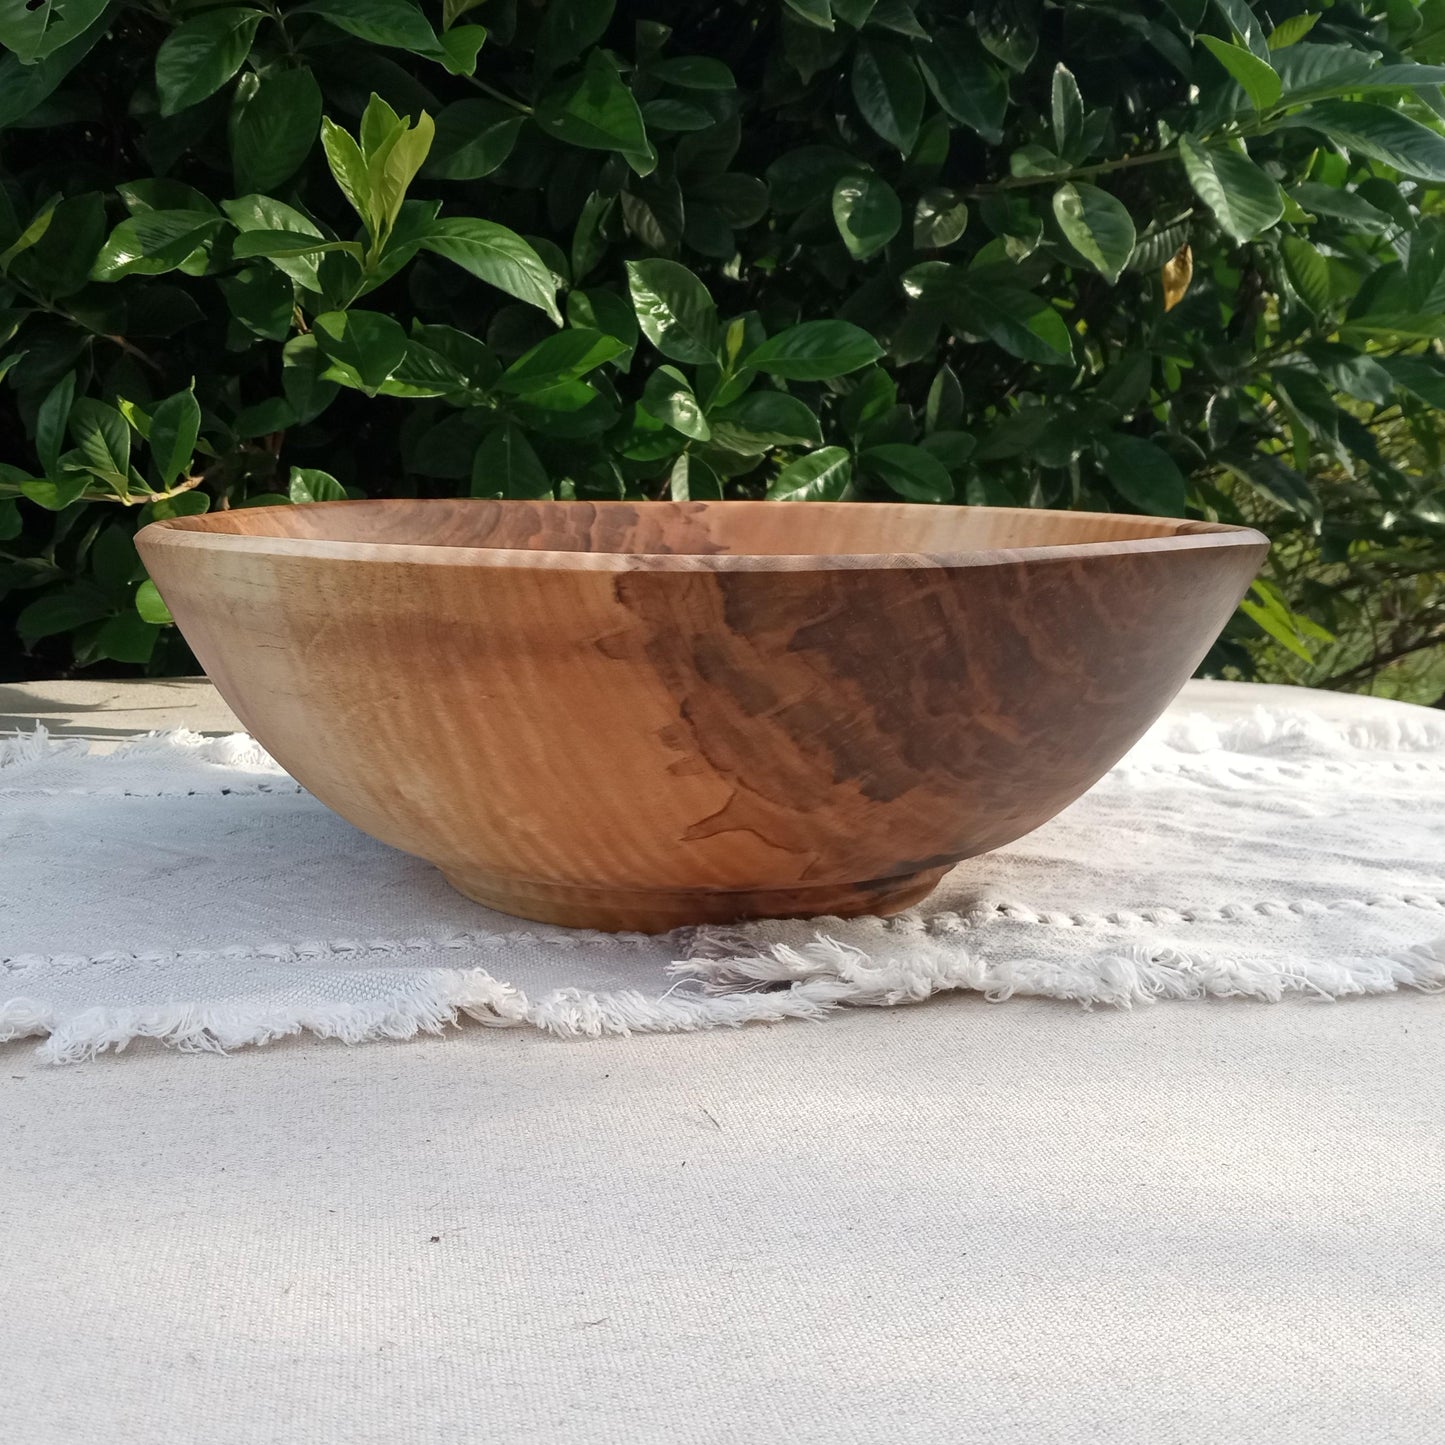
[438,865,953,934]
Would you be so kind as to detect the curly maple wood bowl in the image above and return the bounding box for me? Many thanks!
[137,499,1267,932]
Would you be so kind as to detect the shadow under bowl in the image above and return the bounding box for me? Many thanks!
[137,499,1268,932]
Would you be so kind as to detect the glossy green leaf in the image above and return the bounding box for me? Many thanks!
[1198,35,1282,113]
[443,0,485,29]
[68,398,131,486]
[832,173,902,260]
[538,0,613,69]
[18,587,114,645]
[435,24,486,76]
[368,109,435,235]
[230,232,358,262]
[135,579,173,625]
[420,218,562,323]
[496,329,625,394]
[641,365,710,440]
[149,388,201,488]
[851,37,924,155]
[321,117,373,228]
[1211,0,1269,57]
[287,467,346,503]
[1281,235,1331,314]
[424,101,523,180]
[1239,584,1317,661]
[626,258,718,365]
[0,0,107,64]
[155,8,263,117]
[566,288,638,370]
[861,443,954,501]
[1179,135,1284,243]
[35,372,75,479]
[91,210,225,280]
[1266,13,1318,48]
[300,0,438,51]
[668,452,723,502]
[976,0,1039,71]
[472,423,550,498]
[282,334,340,424]
[709,391,824,454]
[230,67,323,193]
[1380,355,1445,409]
[1271,43,1375,103]
[915,27,1007,143]
[746,321,883,380]
[92,612,158,665]
[768,445,852,501]
[144,491,211,524]
[1052,183,1135,283]
[913,189,968,250]
[1289,183,1393,233]
[926,364,963,433]
[784,0,834,28]
[651,57,735,90]
[955,285,1074,367]
[314,309,409,395]
[0,194,59,272]
[536,50,654,175]
[221,194,327,289]
[1099,434,1187,515]
[9,191,105,298]
[18,474,91,510]
[1286,102,1445,182]
[1052,64,1084,155]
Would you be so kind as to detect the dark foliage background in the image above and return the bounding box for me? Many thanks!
[1,0,1442,699]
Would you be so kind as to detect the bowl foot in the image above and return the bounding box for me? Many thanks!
[438,865,953,934]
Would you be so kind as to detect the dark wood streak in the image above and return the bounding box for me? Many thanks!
[137,499,1268,932]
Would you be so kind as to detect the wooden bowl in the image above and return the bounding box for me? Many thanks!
[137,500,1267,932]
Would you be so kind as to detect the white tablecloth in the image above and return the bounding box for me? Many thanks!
[3,681,1444,1443]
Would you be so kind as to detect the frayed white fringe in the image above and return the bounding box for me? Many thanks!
[6,934,1442,1063]
[669,934,1445,1008]
[4,702,1441,1060]
[0,724,285,795]
[0,967,841,1065]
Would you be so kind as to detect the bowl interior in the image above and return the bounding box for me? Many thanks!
[152,498,1239,559]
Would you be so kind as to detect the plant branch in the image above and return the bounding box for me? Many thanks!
[972,147,1182,196]
[463,74,533,115]
[971,119,1275,197]
[1313,630,1445,689]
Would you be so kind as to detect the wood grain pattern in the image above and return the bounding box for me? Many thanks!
[137,500,1268,932]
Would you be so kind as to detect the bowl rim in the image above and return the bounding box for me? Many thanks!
[137,498,1270,573]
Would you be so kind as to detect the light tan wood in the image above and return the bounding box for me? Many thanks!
[137,500,1268,932]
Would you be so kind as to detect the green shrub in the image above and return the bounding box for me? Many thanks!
[0,0,1442,695]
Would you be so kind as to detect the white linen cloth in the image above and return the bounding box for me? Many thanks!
[1,681,1441,1063]
[3,682,1445,1445]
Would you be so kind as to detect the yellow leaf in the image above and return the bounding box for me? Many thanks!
[1162,242,1193,312]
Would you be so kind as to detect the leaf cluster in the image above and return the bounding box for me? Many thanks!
[0,0,1442,691]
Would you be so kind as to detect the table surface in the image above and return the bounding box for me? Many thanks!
[3,680,1443,1445]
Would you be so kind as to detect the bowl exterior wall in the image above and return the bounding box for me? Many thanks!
[138,532,1264,899]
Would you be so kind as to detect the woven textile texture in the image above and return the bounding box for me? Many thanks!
[2,682,1441,1063]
